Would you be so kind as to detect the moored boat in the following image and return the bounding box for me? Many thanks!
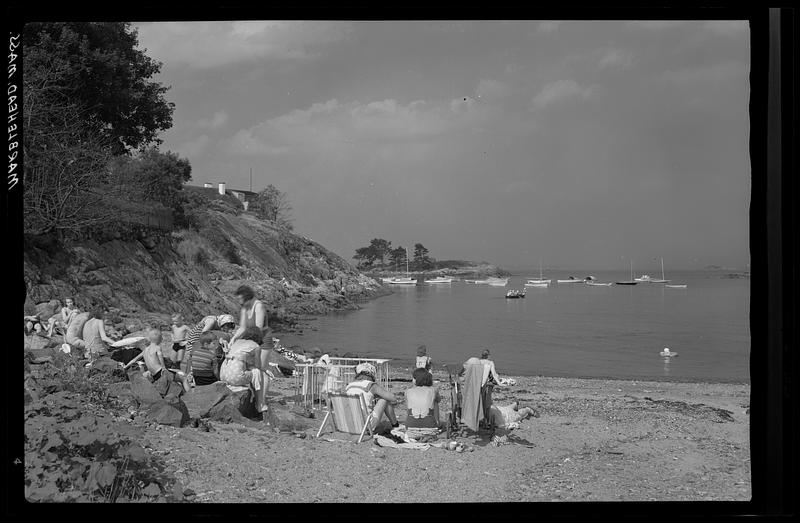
[557,277,585,283]
[424,276,454,284]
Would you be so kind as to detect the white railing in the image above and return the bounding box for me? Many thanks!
[294,358,391,411]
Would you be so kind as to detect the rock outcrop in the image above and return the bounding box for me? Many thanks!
[24,204,387,328]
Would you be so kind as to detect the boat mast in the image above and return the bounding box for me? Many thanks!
[661,258,665,281]
[630,260,634,281]
[406,247,409,277]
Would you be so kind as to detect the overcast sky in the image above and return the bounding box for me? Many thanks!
[134,20,750,271]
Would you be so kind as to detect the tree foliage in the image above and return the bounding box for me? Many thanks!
[413,243,435,270]
[389,246,407,268]
[110,148,192,216]
[252,185,294,230]
[23,22,174,154]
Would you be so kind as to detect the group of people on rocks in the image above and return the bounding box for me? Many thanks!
[26,285,534,437]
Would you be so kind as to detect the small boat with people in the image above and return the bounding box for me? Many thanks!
[505,289,526,299]
[660,347,678,357]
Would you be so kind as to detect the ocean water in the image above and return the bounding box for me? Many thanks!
[280,270,750,384]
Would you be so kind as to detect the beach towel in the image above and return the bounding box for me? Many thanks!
[461,363,486,431]
[373,434,431,451]
[497,377,516,387]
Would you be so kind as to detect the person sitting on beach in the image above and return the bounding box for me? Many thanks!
[142,328,192,393]
[404,368,441,429]
[190,331,225,386]
[82,307,117,360]
[229,285,269,345]
[219,326,273,415]
[345,363,400,431]
[64,309,90,353]
[415,345,433,371]
[181,314,237,374]
[45,297,77,337]
[169,313,190,369]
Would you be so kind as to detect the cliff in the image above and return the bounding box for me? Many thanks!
[23,206,386,331]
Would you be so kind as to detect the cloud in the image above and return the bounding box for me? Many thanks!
[626,20,688,31]
[196,110,229,130]
[532,80,593,108]
[536,21,561,33]
[657,60,749,89]
[475,78,511,100]
[175,134,211,159]
[702,20,749,36]
[226,96,482,157]
[597,48,635,70]
[135,21,355,68]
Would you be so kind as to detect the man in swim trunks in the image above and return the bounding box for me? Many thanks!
[169,313,190,369]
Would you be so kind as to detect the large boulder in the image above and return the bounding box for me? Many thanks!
[24,334,53,353]
[147,397,190,427]
[182,382,260,423]
[128,369,166,407]
[264,403,318,433]
[34,300,60,320]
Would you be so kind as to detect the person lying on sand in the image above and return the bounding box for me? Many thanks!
[489,401,537,428]
[142,328,192,393]
[345,363,400,431]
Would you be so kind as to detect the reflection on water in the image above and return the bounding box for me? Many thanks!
[663,356,671,377]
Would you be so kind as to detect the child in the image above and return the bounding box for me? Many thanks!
[415,345,432,371]
[142,328,192,393]
[169,314,190,370]
[191,331,225,386]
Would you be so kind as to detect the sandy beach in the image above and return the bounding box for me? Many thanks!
[133,370,750,503]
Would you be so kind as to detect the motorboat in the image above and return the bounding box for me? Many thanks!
[475,277,509,286]
[505,289,526,299]
[665,284,687,289]
[557,276,585,283]
[425,276,454,284]
[585,281,612,286]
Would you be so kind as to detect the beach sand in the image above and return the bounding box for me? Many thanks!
[137,370,750,503]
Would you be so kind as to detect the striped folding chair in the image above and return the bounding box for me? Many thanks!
[315,392,374,443]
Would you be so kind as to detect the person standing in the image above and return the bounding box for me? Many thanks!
[229,285,269,345]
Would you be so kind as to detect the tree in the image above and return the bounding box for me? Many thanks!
[389,246,407,269]
[413,243,434,270]
[23,22,174,154]
[252,185,294,230]
[368,238,392,266]
[353,246,377,269]
[110,148,192,213]
[22,99,124,237]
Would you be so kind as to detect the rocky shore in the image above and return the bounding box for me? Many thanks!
[23,344,750,503]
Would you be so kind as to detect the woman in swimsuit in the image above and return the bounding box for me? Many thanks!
[404,368,441,429]
[229,285,269,345]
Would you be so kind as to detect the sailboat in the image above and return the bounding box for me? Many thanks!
[526,260,551,285]
[636,258,671,283]
[425,275,454,283]
[389,248,416,285]
[615,260,639,285]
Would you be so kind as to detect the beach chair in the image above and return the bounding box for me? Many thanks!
[315,392,374,443]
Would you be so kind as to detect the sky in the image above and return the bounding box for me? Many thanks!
[134,20,751,271]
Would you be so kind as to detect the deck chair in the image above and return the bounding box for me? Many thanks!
[315,392,374,443]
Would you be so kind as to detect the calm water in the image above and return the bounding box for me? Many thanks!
[281,270,750,383]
